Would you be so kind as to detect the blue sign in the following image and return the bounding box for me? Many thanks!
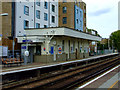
[0,34,2,37]
[50,46,54,55]
[58,50,62,52]
[21,46,26,49]
[22,40,31,43]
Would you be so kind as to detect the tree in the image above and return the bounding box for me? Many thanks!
[110,30,120,52]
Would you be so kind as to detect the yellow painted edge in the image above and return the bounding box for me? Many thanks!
[108,80,119,90]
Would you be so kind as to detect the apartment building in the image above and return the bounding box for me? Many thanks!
[59,0,86,32]
[0,2,17,57]
[16,0,58,37]
[0,0,58,57]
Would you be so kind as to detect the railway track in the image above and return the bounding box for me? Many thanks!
[2,55,120,89]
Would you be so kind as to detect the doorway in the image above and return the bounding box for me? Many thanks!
[28,46,34,63]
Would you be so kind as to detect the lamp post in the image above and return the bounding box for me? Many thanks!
[24,34,29,65]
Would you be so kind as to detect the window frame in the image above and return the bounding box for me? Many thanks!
[62,40,64,52]
[44,13,48,21]
[24,6,29,16]
[24,20,29,29]
[52,16,55,23]
[36,1,40,6]
[44,1,48,9]
[63,17,67,24]
[36,10,40,19]
[36,23,40,28]
[77,19,79,24]
[52,4,55,12]
[44,25,47,28]
[80,20,82,27]
[63,7,67,13]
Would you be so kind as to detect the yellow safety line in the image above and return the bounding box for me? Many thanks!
[108,80,119,90]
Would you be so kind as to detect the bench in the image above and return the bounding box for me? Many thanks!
[1,58,24,67]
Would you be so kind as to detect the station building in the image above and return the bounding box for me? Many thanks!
[0,0,101,63]
[18,27,101,63]
[0,0,59,57]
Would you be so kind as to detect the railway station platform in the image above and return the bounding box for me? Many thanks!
[76,65,120,89]
[1,53,118,75]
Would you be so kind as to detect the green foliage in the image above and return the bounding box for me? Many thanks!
[110,30,120,52]
[97,41,109,50]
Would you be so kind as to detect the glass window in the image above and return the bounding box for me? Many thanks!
[80,20,82,27]
[36,46,41,55]
[44,25,47,28]
[36,10,40,19]
[52,4,55,12]
[62,40,64,52]
[24,6,29,15]
[80,11,82,17]
[36,0,40,6]
[52,16,55,23]
[63,7,67,13]
[77,19,78,24]
[36,23,40,28]
[44,1,48,9]
[77,9,78,14]
[24,20,29,28]
[63,17,67,24]
[69,40,70,52]
[44,13,48,21]
[73,41,75,51]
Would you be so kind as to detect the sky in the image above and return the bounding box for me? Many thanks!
[82,0,120,38]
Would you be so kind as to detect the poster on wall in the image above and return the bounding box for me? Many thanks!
[95,46,97,52]
[58,46,62,54]
[0,46,2,57]
[80,47,82,53]
[2,46,8,56]
[50,46,54,55]
[71,47,73,53]
[0,34,2,41]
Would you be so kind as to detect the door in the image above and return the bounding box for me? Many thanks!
[76,48,78,59]
[28,47,34,63]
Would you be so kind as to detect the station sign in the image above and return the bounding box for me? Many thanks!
[21,46,26,49]
[44,48,46,51]
[50,46,54,54]
[58,46,62,54]
[22,40,31,43]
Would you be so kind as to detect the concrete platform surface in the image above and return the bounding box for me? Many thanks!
[1,53,118,75]
[76,65,120,90]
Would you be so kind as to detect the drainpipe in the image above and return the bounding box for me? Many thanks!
[34,1,36,28]
[48,0,50,27]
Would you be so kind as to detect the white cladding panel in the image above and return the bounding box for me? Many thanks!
[15,1,34,37]
[15,0,58,37]
[18,28,101,43]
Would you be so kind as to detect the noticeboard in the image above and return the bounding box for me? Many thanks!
[0,46,2,56]
[2,46,8,56]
